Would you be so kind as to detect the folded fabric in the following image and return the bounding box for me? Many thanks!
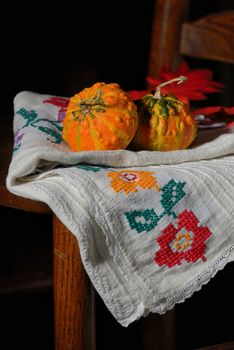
[6,91,234,326]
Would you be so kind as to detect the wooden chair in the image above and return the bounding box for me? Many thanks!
[1,1,234,350]
[148,0,234,78]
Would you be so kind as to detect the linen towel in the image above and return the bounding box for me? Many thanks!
[6,91,234,326]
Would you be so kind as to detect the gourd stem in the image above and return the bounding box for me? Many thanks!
[153,76,187,99]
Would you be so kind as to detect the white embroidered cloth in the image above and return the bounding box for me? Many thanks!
[6,91,234,326]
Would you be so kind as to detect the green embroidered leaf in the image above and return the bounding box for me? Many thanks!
[16,108,38,127]
[160,179,186,218]
[74,164,103,172]
[13,144,21,152]
[32,118,63,132]
[37,126,62,144]
[125,209,160,233]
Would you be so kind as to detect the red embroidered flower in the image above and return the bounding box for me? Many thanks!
[155,210,212,268]
[43,97,69,121]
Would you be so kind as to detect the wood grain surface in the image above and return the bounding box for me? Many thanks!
[148,0,188,78]
[53,215,96,350]
[181,11,234,64]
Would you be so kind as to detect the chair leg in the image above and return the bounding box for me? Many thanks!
[142,309,176,350]
[53,215,96,350]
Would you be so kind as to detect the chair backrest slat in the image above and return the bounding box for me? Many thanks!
[148,0,234,78]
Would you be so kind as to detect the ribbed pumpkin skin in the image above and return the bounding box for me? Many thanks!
[131,94,197,151]
[62,82,138,151]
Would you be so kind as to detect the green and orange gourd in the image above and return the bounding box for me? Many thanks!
[131,76,197,151]
[62,77,197,152]
[62,82,138,151]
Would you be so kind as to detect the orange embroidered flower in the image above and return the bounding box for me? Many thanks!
[107,170,160,194]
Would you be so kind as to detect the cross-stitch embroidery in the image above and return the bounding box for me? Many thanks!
[43,96,69,122]
[75,164,109,172]
[125,209,160,233]
[160,179,186,218]
[155,210,212,268]
[13,129,25,152]
[107,170,160,194]
[122,175,212,268]
[124,179,185,232]
[15,108,63,148]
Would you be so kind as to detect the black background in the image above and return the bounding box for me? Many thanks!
[1,0,234,114]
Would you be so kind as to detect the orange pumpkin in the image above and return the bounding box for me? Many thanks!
[130,77,197,151]
[62,82,138,151]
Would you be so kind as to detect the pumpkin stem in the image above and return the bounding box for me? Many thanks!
[153,76,187,99]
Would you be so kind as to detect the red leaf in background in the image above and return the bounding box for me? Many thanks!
[127,89,150,100]
[128,61,223,101]
[146,61,224,101]
[192,106,234,129]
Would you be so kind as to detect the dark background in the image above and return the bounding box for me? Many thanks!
[1,1,234,349]
[1,0,234,114]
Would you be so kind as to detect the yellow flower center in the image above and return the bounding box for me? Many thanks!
[173,232,193,252]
